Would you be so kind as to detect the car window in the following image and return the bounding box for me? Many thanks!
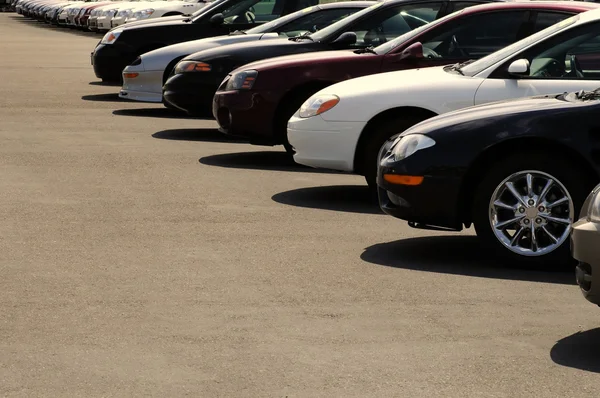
[222,0,295,24]
[419,11,529,60]
[342,2,444,48]
[276,7,359,35]
[534,11,572,31]
[448,1,485,13]
[503,22,600,80]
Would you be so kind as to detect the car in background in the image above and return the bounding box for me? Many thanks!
[574,182,600,306]
[123,0,211,24]
[120,1,372,104]
[164,0,483,116]
[213,1,590,152]
[92,0,325,82]
[376,88,600,265]
[288,7,600,188]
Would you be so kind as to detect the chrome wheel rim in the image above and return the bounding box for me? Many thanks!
[489,170,574,257]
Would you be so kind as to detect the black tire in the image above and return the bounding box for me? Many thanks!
[274,86,325,153]
[361,116,425,190]
[472,152,591,268]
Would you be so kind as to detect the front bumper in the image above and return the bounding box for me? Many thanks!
[163,72,225,115]
[92,43,136,82]
[287,113,364,172]
[96,15,111,31]
[119,67,164,103]
[376,140,463,231]
[212,89,277,145]
[573,217,600,306]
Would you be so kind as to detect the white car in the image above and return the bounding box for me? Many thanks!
[288,9,600,187]
[119,1,369,103]
[124,0,210,24]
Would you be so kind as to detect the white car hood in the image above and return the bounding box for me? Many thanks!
[317,66,483,123]
[140,32,281,70]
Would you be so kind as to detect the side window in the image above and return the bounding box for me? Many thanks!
[420,11,529,60]
[534,12,572,31]
[449,2,485,13]
[223,0,287,24]
[497,22,600,80]
[278,8,358,36]
[347,2,443,48]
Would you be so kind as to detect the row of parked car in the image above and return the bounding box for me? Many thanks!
[13,0,212,31]
[12,0,600,306]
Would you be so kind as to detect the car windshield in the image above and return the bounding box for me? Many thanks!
[459,13,580,76]
[191,0,225,21]
[244,4,311,33]
[309,1,383,41]
[373,9,462,55]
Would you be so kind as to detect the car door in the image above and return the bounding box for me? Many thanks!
[275,6,361,36]
[474,19,600,105]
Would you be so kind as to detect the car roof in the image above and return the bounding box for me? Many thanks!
[458,0,600,13]
[319,1,376,9]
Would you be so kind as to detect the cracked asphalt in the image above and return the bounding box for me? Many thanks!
[1,13,599,397]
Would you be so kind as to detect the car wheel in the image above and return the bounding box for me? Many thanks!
[472,152,589,267]
[361,116,424,190]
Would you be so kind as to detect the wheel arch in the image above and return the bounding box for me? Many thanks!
[162,54,188,84]
[353,106,437,174]
[272,80,335,139]
[458,137,600,227]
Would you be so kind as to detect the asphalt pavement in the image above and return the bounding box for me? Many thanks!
[1,14,599,397]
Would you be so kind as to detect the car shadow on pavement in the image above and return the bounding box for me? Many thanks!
[551,328,600,373]
[152,129,247,143]
[272,185,382,215]
[199,151,339,173]
[82,93,128,102]
[113,108,208,119]
[361,235,575,284]
[88,81,121,87]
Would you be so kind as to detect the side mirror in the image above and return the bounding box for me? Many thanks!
[398,42,423,61]
[507,59,530,76]
[331,31,357,46]
[209,12,223,25]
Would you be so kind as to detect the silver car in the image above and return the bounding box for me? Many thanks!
[573,183,600,306]
[119,1,371,104]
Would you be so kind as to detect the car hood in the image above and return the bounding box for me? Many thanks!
[140,33,281,70]
[403,94,586,136]
[236,49,365,72]
[183,36,309,61]
[317,65,480,122]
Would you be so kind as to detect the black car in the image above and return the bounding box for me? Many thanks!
[91,0,324,82]
[376,89,600,266]
[162,0,496,115]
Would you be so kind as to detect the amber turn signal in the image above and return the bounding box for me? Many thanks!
[383,174,424,186]
[123,72,139,79]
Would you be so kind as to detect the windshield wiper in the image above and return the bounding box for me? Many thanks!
[289,34,313,42]
[575,87,600,101]
[445,59,474,75]
[355,46,376,54]
[230,29,246,35]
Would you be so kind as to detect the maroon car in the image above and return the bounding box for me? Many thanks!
[213,1,599,151]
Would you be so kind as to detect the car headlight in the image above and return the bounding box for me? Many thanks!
[225,70,258,90]
[134,8,154,19]
[391,134,436,161]
[100,29,122,44]
[175,61,212,74]
[298,94,339,118]
[588,185,600,222]
[117,9,132,17]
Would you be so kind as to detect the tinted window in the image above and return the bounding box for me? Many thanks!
[449,2,484,12]
[534,12,572,31]
[420,11,529,59]
[222,0,298,24]
[277,7,358,35]
[344,2,443,47]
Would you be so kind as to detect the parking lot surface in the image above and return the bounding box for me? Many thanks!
[1,14,600,397]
